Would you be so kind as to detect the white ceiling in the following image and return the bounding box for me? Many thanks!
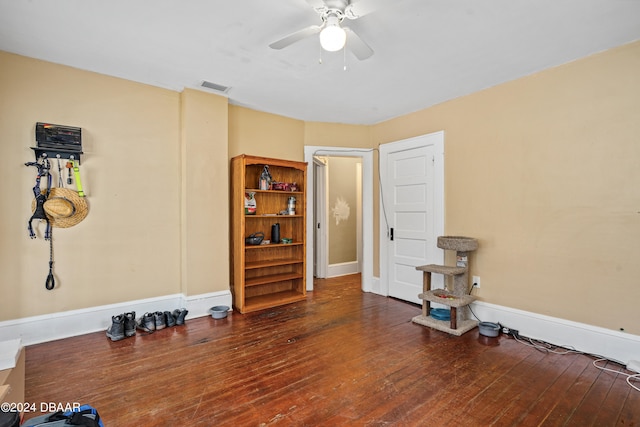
[1,0,639,125]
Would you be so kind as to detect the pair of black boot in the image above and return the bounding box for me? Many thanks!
[135,309,188,333]
[106,312,137,341]
[106,309,188,341]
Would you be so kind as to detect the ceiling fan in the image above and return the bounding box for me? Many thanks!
[269,0,390,60]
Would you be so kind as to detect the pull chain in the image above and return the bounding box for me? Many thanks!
[343,46,347,71]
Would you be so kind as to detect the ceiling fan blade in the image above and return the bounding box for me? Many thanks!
[345,0,391,19]
[344,27,374,60]
[305,0,328,13]
[269,25,322,50]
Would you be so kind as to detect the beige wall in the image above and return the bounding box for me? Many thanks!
[327,157,360,265]
[227,109,372,161]
[2,39,638,336]
[304,122,372,149]
[0,52,228,320]
[228,105,305,161]
[373,41,640,334]
[181,89,229,296]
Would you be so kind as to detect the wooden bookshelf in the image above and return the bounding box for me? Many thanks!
[230,154,307,313]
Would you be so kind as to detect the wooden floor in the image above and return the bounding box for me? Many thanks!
[24,274,639,426]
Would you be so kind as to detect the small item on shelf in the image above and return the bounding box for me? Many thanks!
[433,289,457,299]
[244,192,256,215]
[271,181,289,191]
[270,181,300,191]
[287,196,296,215]
[281,238,292,244]
[245,232,264,245]
[271,223,280,244]
[259,165,272,190]
[31,122,84,163]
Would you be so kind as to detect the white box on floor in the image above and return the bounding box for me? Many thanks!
[0,339,25,407]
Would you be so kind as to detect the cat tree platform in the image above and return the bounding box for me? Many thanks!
[412,236,479,336]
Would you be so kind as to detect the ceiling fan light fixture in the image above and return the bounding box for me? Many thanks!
[319,15,346,52]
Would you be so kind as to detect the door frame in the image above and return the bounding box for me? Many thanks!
[304,146,374,292]
[379,131,445,297]
[313,156,328,279]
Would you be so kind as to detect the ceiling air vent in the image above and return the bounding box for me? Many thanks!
[200,80,230,94]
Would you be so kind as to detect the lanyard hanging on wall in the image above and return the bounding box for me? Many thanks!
[73,160,85,197]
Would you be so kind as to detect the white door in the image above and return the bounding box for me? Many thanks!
[380,132,444,304]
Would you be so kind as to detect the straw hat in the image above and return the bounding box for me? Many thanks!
[32,188,89,228]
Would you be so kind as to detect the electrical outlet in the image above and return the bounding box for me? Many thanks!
[472,276,481,288]
[502,327,519,338]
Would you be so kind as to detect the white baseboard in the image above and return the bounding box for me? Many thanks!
[327,261,359,278]
[6,286,636,368]
[0,291,232,346]
[333,275,639,366]
[471,300,640,367]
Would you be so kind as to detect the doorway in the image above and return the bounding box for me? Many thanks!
[379,131,445,304]
[304,147,374,292]
[314,156,363,279]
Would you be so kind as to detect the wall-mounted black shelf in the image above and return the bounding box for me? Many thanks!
[31,147,83,164]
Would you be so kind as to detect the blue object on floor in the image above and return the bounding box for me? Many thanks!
[430,308,451,320]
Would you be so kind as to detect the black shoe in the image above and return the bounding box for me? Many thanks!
[136,312,155,333]
[154,311,166,330]
[173,308,188,325]
[124,311,136,337]
[106,314,125,341]
[164,311,176,327]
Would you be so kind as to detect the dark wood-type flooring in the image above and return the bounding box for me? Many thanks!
[24,274,639,426]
